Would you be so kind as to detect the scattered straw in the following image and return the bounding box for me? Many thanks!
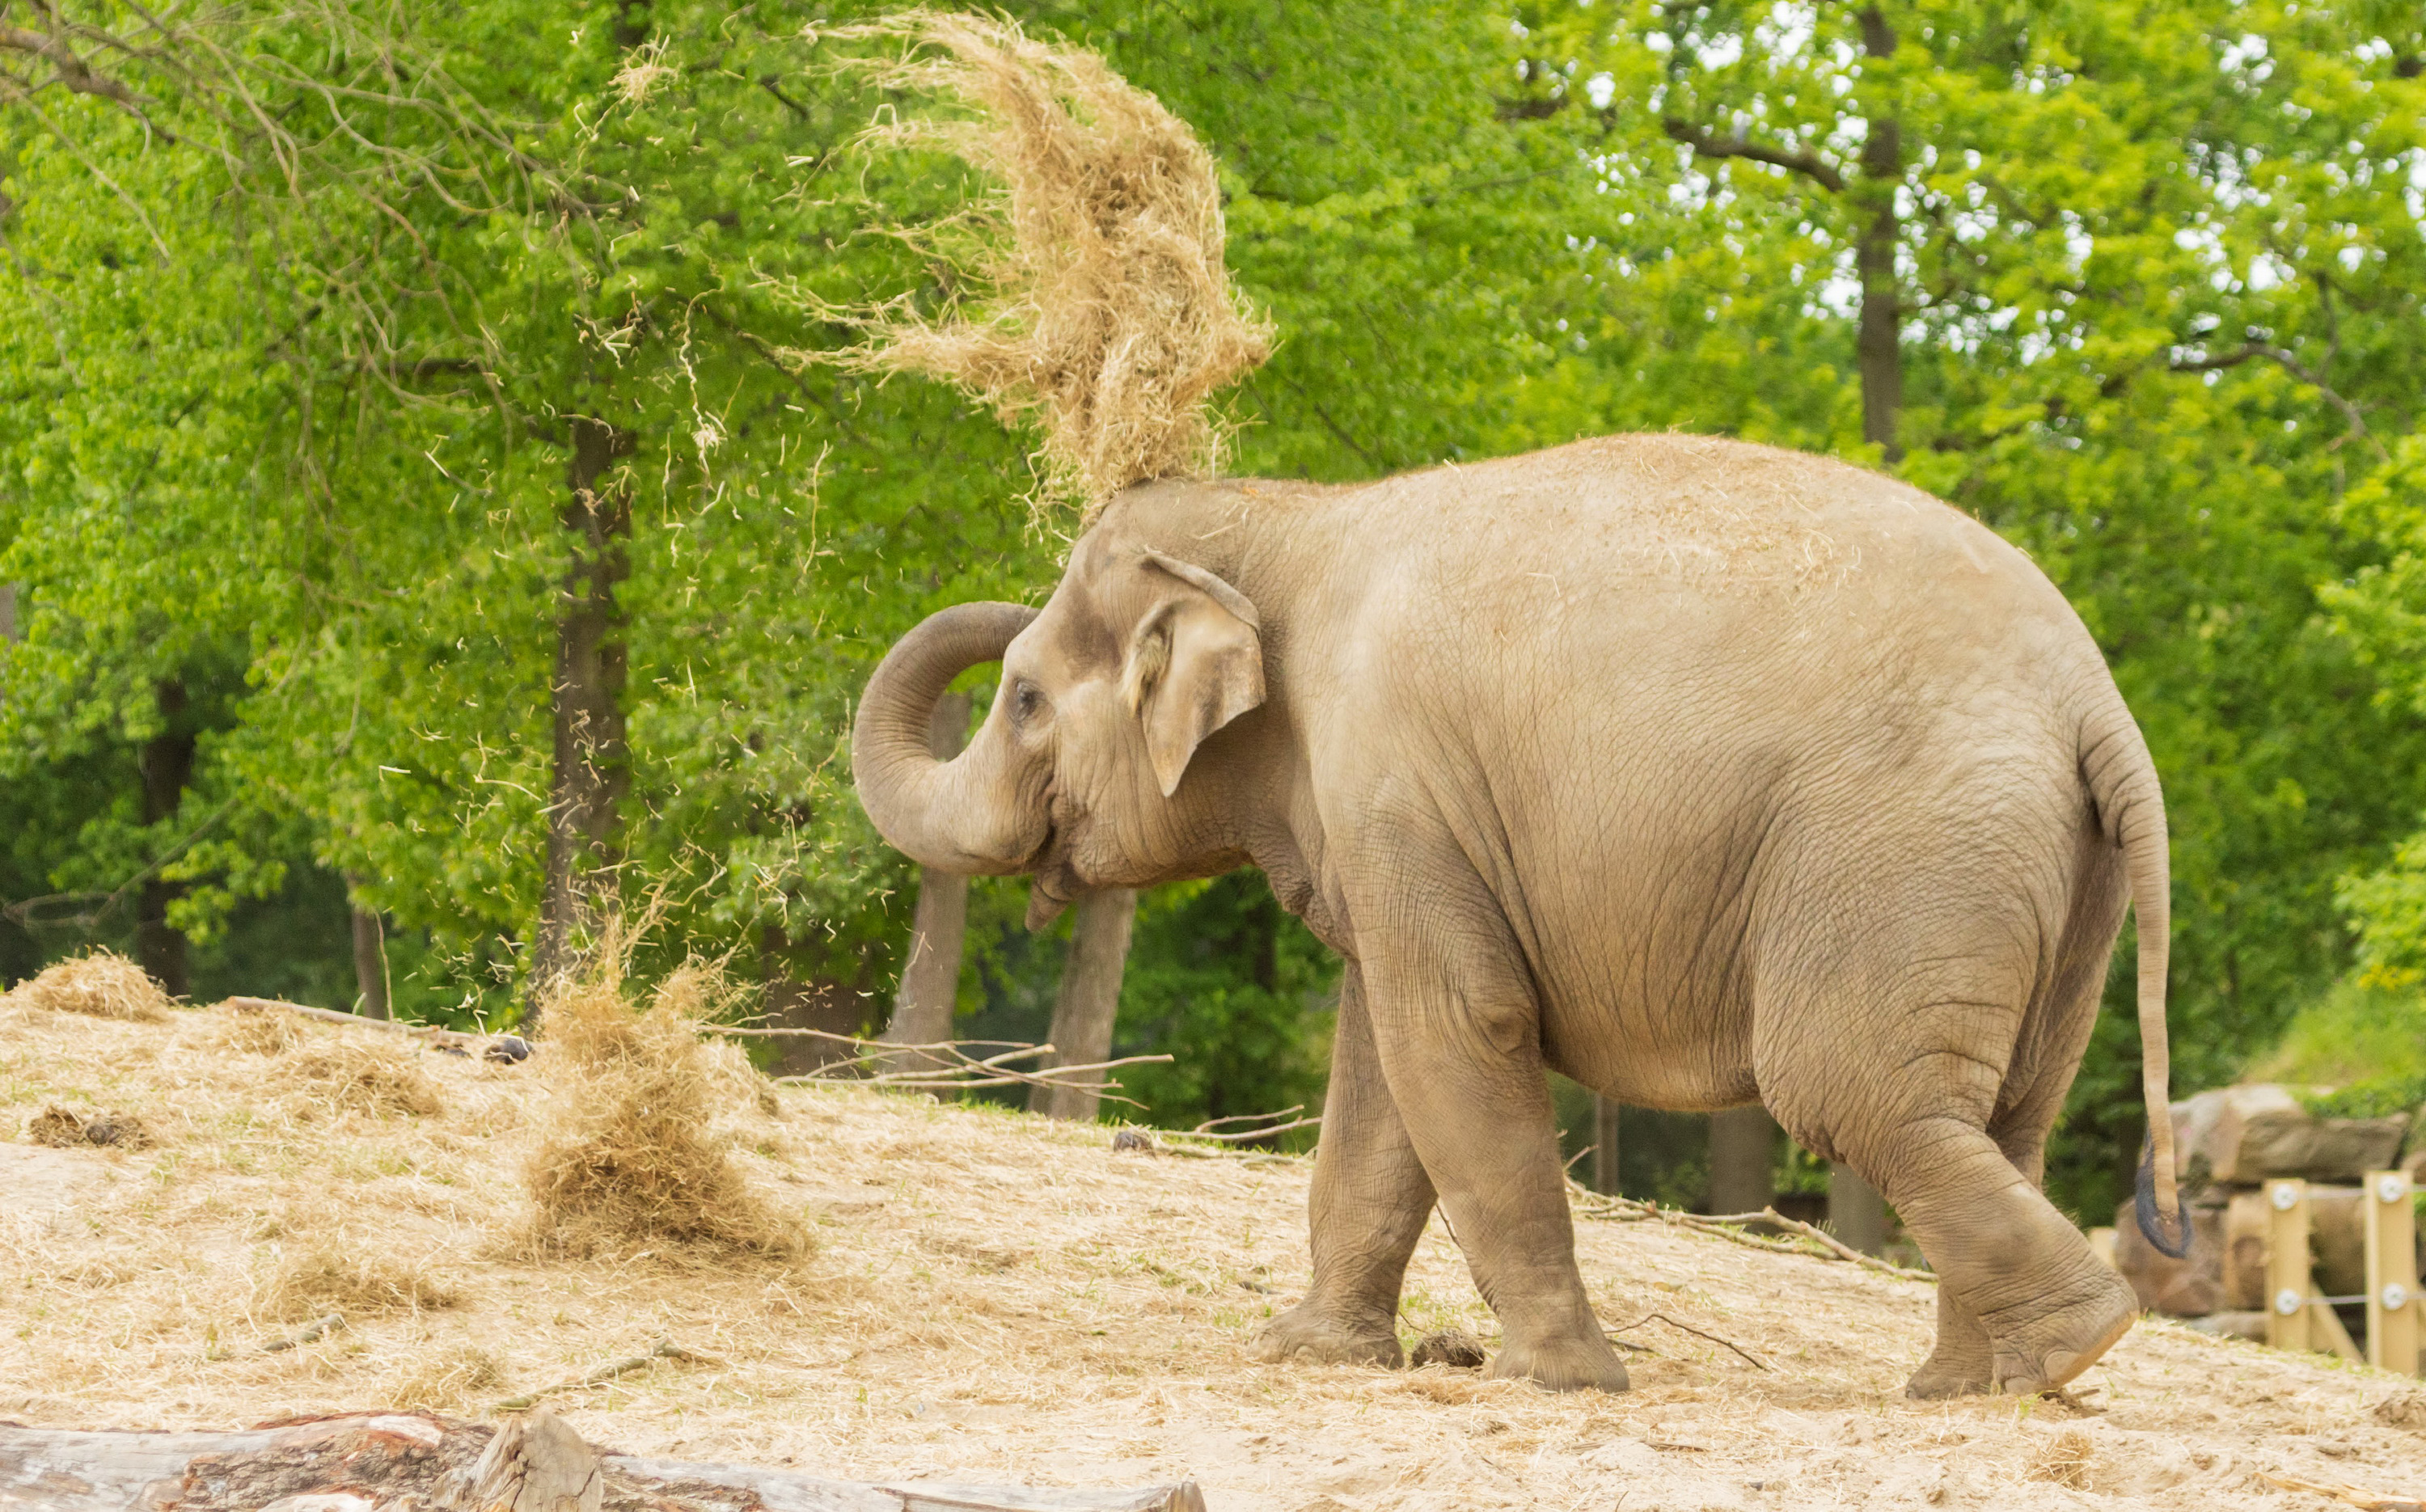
[281,1039,444,1118]
[214,1002,305,1055]
[805,11,1271,519]
[261,1242,460,1322]
[2029,1426,2096,1488]
[8,993,2426,1506]
[521,959,805,1259]
[389,1343,507,1413]
[6,949,171,1020]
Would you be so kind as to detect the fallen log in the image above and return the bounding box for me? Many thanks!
[220,996,531,1064]
[0,1409,1208,1512]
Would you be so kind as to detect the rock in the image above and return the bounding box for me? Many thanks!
[79,1111,150,1148]
[1409,1328,1487,1370]
[2174,1085,2408,1185]
[2112,1196,2226,1316]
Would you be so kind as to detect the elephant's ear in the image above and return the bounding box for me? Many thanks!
[1122,549,1265,797]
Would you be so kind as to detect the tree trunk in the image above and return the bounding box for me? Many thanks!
[879,692,973,1072]
[348,879,390,1020]
[1591,1093,1622,1197]
[758,934,875,1079]
[1856,7,1904,462]
[1828,1161,1889,1255]
[1707,1104,1777,1215]
[1030,888,1138,1122]
[134,678,193,999]
[529,417,635,1021]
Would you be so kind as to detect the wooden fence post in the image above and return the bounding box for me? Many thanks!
[2267,1179,2312,1354]
[2367,1168,2420,1376]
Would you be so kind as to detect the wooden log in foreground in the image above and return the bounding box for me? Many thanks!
[0,1409,1208,1512]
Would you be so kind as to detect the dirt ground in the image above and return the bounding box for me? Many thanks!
[5,996,2422,1511]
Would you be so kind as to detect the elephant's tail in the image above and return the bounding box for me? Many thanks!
[2082,699,2191,1260]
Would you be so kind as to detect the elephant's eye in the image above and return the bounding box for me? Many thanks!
[1010,678,1048,726]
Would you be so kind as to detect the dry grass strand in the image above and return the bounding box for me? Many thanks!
[808,11,1271,520]
[7,950,172,1021]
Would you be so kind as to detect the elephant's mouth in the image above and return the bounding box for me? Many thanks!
[1021,794,1076,929]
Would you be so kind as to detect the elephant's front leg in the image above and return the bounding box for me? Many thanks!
[1359,888,1629,1394]
[1256,963,1433,1369]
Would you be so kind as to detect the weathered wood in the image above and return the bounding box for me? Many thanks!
[2369,1168,2422,1376]
[463,1410,602,1512]
[2268,1180,2313,1354]
[0,1413,1209,1512]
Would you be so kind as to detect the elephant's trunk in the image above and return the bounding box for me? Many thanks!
[852,602,1043,873]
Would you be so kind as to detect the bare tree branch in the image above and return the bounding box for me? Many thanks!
[2169,340,2389,460]
[1663,117,1845,192]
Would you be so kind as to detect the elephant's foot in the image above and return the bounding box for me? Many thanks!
[1253,1300,1404,1369]
[1905,1300,1995,1399]
[1486,1332,1629,1394]
[1903,1351,1993,1400]
[1986,1270,2137,1395]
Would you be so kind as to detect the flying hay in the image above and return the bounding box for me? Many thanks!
[6,949,173,1021]
[519,957,805,1260]
[809,11,1272,520]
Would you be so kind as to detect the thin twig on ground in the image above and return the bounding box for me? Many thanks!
[1608,1310,1770,1371]
[492,1337,716,1413]
[262,1312,343,1354]
[2259,1473,2424,1512]
[724,1025,1171,1106]
[1569,1184,1934,1282]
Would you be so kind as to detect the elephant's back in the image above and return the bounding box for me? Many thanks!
[1325,432,2099,705]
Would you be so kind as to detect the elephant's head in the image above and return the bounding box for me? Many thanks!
[852,526,1266,923]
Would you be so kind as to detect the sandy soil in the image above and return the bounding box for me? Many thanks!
[4,995,2421,1511]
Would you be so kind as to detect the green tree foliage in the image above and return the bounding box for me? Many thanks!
[5,2,2424,1218]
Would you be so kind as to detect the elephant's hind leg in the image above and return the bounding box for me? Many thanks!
[1900,832,2132,1398]
[1777,922,2132,1396]
[1255,964,1432,1370]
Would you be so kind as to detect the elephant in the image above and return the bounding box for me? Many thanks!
[852,433,2186,1397]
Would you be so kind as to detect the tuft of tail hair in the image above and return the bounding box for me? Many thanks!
[2135,1138,2191,1259]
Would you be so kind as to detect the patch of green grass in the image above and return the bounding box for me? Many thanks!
[2245,979,2426,1119]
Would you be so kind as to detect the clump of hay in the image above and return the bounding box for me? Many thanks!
[25,1105,87,1147]
[520,957,805,1259]
[213,1000,304,1055]
[807,11,1272,519]
[25,1104,152,1148]
[262,1242,460,1321]
[6,949,172,1021]
[281,1039,444,1118]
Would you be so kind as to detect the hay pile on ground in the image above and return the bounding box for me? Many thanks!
[810,11,1271,518]
[5,948,171,1020]
[6,993,2426,1510]
[522,962,803,1258]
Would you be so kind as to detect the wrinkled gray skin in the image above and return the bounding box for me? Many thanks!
[854,435,2176,1397]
